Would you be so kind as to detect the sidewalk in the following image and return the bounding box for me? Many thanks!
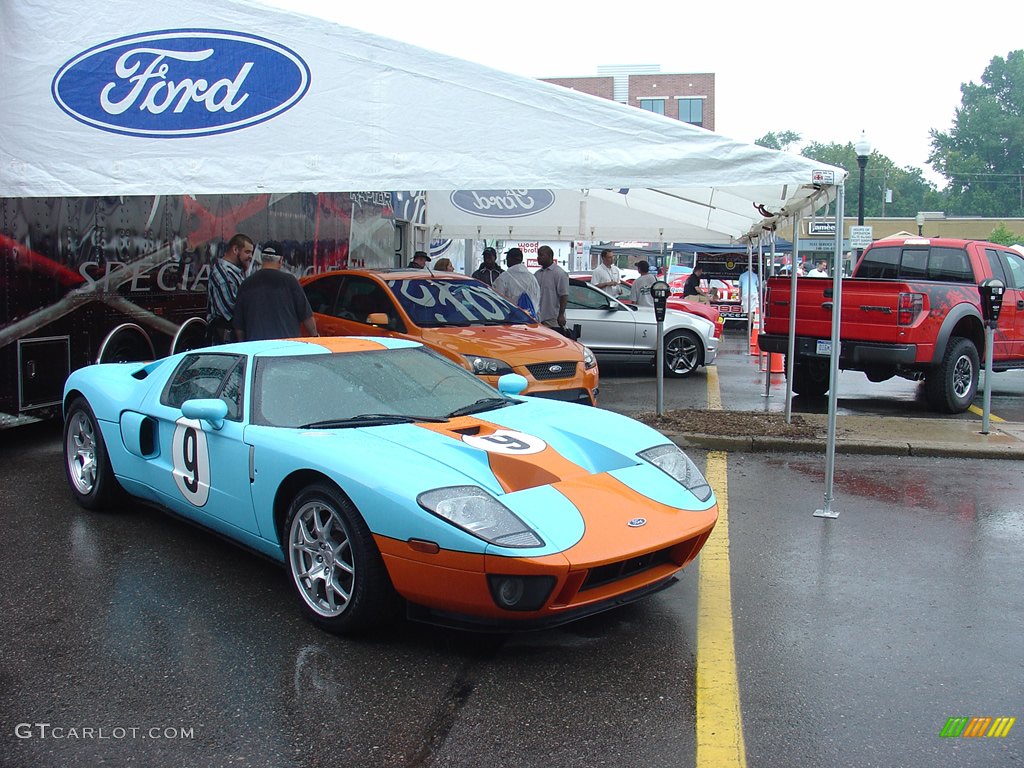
[663,412,1024,460]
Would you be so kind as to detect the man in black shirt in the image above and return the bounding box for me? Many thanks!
[407,250,431,269]
[682,265,705,299]
[233,243,318,341]
[471,247,503,286]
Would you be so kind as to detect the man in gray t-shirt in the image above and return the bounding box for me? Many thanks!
[534,245,568,328]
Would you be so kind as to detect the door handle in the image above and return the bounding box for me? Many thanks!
[821,301,833,312]
[1017,299,1023,310]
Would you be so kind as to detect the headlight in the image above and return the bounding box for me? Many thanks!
[418,486,544,548]
[465,355,514,376]
[638,444,713,502]
[582,345,597,370]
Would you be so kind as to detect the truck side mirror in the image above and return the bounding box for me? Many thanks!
[651,280,671,322]
[978,278,1005,327]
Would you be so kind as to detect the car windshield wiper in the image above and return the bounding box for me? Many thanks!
[446,398,517,418]
[300,413,449,429]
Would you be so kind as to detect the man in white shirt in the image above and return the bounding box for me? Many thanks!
[806,259,829,277]
[629,260,657,307]
[738,268,759,313]
[492,247,541,319]
[592,249,625,297]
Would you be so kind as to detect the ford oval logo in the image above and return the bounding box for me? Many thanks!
[52,30,311,138]
[548,364,563,373]
[450,190,556,218]
[628,518,647,528]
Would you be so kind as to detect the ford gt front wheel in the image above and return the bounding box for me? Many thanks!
[284,483,400,634]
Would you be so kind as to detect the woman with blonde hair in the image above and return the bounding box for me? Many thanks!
[433,257,455,272]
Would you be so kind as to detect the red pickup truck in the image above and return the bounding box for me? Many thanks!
[759,237,1024,413]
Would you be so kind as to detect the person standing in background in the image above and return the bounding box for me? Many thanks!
[738,266,760,313]
[206,233,254,344]
[472,247,503,286]
[592,249,625,296]
[233,242,318,341]
[433,257,455,272]
[407,250,431,269]
[534,245,568,328]
[492,247,540,318]
[806,259,829,277]
[630,260,657,307]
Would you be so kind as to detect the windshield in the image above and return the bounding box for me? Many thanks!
[251,347,510,428]
[387,278,534,327]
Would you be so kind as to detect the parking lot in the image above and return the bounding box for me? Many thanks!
[1,329,1021,768]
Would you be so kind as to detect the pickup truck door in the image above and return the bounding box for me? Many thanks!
[984,248,1024,359]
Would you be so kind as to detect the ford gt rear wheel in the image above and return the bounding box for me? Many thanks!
[663,330,703,377]
[63,397,124,510]
[285,483,399,634]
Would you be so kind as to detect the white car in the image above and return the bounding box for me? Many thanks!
[565,279,718,376]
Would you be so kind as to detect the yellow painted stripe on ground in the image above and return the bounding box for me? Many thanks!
[697,451,746,768]
[968,405,1006,422]
[707,365,722,411]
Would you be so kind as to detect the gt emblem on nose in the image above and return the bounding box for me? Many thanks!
[549,364,563,373]
[628,518,647,527]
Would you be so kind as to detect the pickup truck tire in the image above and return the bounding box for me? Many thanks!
[924,337,979,414]
[789,357,829,397]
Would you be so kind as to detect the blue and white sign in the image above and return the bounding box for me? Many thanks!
[52,29,310,138]
[450,190,555,218]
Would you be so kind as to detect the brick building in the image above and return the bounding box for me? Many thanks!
[542,65,715,130]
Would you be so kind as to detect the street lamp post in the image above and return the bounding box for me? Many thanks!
[854,131,872,266]
[916,212,925,236]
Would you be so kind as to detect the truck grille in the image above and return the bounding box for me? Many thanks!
[526,360,577,381]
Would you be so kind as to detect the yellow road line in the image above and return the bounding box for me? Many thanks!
[968,405,1005,422]
[707,365,722,411]
[697,451,746,768]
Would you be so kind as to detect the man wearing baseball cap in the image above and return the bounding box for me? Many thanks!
[471,246,503,286]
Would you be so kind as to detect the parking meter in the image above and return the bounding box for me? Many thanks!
[651,280,671,416]
[977,278,1004,434]
[978,278,1005,328]
[651,280,671,322]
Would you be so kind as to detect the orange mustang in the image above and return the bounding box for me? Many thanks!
[300,269,599,405]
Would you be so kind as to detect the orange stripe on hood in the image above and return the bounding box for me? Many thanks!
[417,417,588,492]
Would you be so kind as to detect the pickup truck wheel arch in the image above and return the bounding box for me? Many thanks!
[924,337,979,414]
[931,305,984,367]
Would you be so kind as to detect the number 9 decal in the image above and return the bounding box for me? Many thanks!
[462,429,546,455]
[172,417,211,506]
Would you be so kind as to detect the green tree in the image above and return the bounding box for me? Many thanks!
[800,141,943,219]
[755,130,801,151]
[929,50,1024,216]
[988,222,1021,245]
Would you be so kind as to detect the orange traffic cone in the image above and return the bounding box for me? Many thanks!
[748,309,760,356]
[769,352,784,373]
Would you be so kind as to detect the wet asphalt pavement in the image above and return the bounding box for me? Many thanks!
[1,333,1022,767]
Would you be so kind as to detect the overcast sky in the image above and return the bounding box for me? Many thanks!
[266,0,1019,188]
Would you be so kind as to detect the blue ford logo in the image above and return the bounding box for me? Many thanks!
[52,30,310,138]
[628,518,647,527]
[450,190,555,218]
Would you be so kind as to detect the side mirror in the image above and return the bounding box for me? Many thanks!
[182,398,229,430]
[366,312,389,327]
[497,373,528,396]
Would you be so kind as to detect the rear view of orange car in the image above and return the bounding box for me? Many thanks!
[301,269,599,405]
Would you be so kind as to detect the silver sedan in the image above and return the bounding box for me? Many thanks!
[564,279,718,376]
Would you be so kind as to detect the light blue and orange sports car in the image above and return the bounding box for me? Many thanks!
[62,337,717,634]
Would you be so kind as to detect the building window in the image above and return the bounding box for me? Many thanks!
[678,98,703,126]
[639,98,665,115]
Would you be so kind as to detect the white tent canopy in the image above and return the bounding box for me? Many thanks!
[1,0,845,240]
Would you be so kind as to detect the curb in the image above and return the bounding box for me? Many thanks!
[665,432,1024,460]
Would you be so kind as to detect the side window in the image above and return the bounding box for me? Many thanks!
[927,247,972,283]
[338,277,401,328]
[899,249,928,279]
[162,353,246,421]
[985,248,1008,284]
[855,246,900,278]
[303,275,344,315]
[999,251,1024,290]
[568,283,614,309]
